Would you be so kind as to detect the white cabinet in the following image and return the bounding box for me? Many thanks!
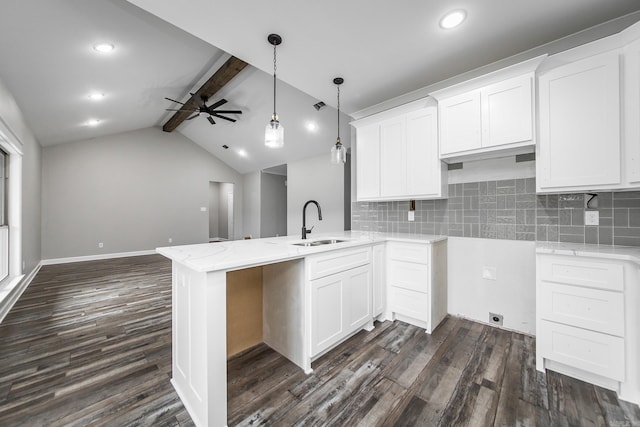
[536,251,640,405]
[537,50,622,192]
[355,123,381,200]
[439,91,481,154]
[372,244,385,318]
[352,99,447,201]
[438,74,533,159]
[625,36,640,185]
[307,247,373,358]
[431,55,545,163]
[385,240,447,333]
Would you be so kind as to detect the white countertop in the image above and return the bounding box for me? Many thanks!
[157,231,447,273]
[536,241,640,265]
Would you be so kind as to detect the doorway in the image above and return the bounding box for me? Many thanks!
[209,181,234,242]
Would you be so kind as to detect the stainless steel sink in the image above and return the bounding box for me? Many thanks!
[292,239,346,247]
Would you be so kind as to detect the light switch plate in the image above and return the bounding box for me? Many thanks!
[408,211,415,221]
[585,211,599,226]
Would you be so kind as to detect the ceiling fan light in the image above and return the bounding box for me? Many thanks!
[265,119,284,148]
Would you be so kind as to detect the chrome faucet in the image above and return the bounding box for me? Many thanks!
[302,200,322,239]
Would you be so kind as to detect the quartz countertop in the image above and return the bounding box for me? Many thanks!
[157,231,447,273]
[536,241,640,265]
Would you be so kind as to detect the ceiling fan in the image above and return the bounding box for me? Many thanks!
[165,94,242,125]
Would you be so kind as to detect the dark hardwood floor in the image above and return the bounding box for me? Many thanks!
[1,255,639,426]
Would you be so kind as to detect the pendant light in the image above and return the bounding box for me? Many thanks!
[265,34,284,148]
[330,77,346,164]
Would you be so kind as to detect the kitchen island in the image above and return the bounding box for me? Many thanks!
[157,231,447,427]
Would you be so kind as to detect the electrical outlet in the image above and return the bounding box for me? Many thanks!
[489,312,503,326]
[408,211,415,221]
[482,266,497,280]
[585,211,599,226]
[98,242,104,248]
[168,238,172,243]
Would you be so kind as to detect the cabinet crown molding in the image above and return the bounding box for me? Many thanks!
[350,97,435,129]
[431,55,547,101]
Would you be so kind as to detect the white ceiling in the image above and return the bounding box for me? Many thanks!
[1,0,640,174]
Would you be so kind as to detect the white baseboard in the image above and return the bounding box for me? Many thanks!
[0,262,40,324]
[41,249,157,266]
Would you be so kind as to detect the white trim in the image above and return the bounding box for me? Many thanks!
[0,263,39,324]
[41,249,157,266]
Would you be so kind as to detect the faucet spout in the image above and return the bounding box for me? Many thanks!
[302,200,322,239]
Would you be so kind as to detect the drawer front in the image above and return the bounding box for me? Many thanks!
[307,247,371,280]
[388,260,429,293]
[539,282,624,337]
[390,287,429,322]
[537,255,624,291]
[388,242,429,264]
[538,320,625,381]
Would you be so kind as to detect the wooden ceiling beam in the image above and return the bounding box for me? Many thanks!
[163,55,248,132]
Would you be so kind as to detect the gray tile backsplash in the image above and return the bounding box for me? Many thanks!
[351,179,640,246]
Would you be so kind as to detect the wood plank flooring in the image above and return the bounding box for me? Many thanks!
[1,255,639,426]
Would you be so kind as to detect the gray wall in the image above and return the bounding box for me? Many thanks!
[260,172,287,238]
[0,76,41,274]
[243,171,261,239]
[41,127,243,259]
[287,154,344,236]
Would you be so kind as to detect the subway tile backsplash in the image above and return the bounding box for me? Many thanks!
[351,178,640,246]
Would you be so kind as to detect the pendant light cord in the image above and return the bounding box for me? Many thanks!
[337,83,340,144]
[272,42,277,119]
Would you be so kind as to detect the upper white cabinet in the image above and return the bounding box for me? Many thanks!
[432,56,544,162]
[537,50,621,192]
[352,99,447,201]
[625,35,640,185]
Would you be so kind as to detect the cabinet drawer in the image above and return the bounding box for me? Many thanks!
[539,320,625,381]
[388,260,429,293]
[389,287,429,322]
[539,282,624,337]
[307,247,370,280]
[538,255,623,291]
[388,242,429,264]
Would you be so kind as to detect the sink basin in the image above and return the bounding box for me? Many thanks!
[292,239,346,247]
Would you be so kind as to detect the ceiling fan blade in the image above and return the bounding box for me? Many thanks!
[165,97,186,105]
[207,116,215,125]
[212,110,242,114]
[208,99,228,110]
[186,113,200,120]
[166,108,197,112]
[212,113,236,123]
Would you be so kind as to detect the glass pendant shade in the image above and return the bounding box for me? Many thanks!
[265,117,284,148]
[331,140,346,164]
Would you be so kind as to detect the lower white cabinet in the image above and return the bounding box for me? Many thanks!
[385,240,447,333]
[308,248,373,358]
[536,251,640,405]
[372,244,386,318]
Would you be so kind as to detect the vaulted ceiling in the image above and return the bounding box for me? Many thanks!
[1,0,639,174]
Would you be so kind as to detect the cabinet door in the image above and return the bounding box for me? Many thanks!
[538,50,621,190]
[625,37,640,185]
[372,245,385,317]
[380,117,406,197]
[355,123,381,200]
[311,274,344,355]
[482,74,533,148]
[345,265,372,329]
[406,107,440,196]
[439,91,481,155]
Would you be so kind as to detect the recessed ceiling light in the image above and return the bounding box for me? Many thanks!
[440,9,466,29]
[306,122,318,132]
[86,119,101,126]
[237,149,248,157]
[88,93,105,100]
[93,43,114,53]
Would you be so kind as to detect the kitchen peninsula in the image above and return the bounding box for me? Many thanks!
[157,231,448,427]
